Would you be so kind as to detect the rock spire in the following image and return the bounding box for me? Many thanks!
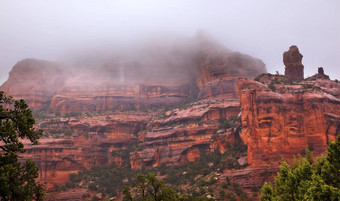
[283,45,304,81]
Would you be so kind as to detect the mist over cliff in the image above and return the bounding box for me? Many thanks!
[54,32,266,86]
[1,0,339,85]
[1,31,266,94]
[0,32,267,112]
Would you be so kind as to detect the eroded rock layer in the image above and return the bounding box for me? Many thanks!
[20,99,241,190]
[3,41,338,199]
[237,76,340,168]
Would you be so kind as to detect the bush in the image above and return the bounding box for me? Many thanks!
[219,189,225,197]
[232,182,243,196]
[91,195,100,201]
[260,136,340,201]
[69,173,82,183]
[268,83,276,91]
[88,183,97,191]
[226,192,237,201]
[222,182,229,189]
[64,129,73,136]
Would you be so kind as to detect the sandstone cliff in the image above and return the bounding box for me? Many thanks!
[237,76,340,168]
[21,98,242,190]
[5,42,339,200]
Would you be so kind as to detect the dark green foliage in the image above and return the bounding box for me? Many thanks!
[225,176,231,185]
[222,182,229,189]
[268,83,276,92]
[218,115,241,130]
[225,192,237,201]
[259,182,273,201]
[232,182,244,196]
[260,135,340,201]
[91,195,100,201]
[219,189,225,197]
[62,125,247,200]
[65,143,247,200]
[123,173,182,201]
[0,91,45,200]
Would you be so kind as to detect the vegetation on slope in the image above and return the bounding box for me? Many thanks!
[260,135,340,201]
[60,142,247,200]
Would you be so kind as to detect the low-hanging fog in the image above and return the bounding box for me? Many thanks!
[0,0,339,85]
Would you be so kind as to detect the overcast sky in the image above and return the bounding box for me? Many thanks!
[0,0,339,84]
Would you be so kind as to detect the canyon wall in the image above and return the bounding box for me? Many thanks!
[2,42,338,198]
[237,75,340,168]
[0,36,268,191]
[20,99,241,190]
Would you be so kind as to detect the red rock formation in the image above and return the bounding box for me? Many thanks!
[237,78,340,168]
[196,40,266,98]
[21,112,150,190]
[17,98,242,190]
[129,99,241,169]
[0,59,66,109]
[306,67,330,81]
[0,35,267,194]
[283,46,304,81]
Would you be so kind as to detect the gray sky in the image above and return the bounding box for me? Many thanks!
[0,0,339,85]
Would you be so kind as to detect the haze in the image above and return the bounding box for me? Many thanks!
[1,0,339,84]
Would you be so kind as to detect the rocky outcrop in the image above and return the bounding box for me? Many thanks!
[0,36,266,194]
[3,41,339,199]
[196,40,266,99]
[0,59,66,109]
[130,99,241,169]
[236,77,340,168]
[22,112,150,190]
[306,67,330,81]
[18,98,242,190]
[284,46,304,81]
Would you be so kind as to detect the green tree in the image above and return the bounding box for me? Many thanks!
[0,91,44,201]
[260,135,340,201]
[123,173,185,201]
[259,182,273,201]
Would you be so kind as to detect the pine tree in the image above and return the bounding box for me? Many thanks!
[260,135,340,201]
[0,92,44,201]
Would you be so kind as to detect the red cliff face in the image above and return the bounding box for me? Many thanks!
[19,99,241,190]
[237,77,340,168]
[130,99,241,169]
[24,112,150,190]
